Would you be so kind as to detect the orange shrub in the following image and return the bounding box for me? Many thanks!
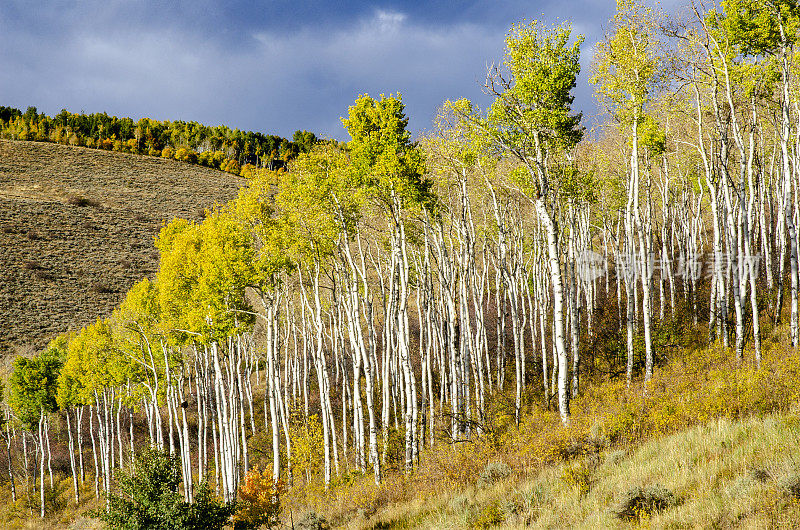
[234,467,282,529]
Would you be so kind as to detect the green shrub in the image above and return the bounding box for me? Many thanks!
[100,446,234,530]
[295,511,331,529]
[478,461,512,488]
[613,484,677,520]
[469,503,504,529]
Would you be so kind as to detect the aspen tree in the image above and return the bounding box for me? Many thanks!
[459,21,584,423]
[9,342,62,517]
[0,407,16,504]
[55,336,84,505]
[592,0,666,382]
[711,0,799,349]
[343,94,432,468]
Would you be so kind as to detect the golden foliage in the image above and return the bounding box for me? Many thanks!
[233,467,282,529]
[290,412,324,482]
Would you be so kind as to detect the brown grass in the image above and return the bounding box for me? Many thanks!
[0,139,244,358]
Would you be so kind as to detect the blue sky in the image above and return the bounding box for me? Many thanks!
[0,1,685,141]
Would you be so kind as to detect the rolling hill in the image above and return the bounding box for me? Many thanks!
[0,139,245,360]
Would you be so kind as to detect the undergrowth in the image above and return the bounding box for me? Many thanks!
[285,334,800,528]
[1,316,796,528]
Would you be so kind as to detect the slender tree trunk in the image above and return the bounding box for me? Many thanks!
[66,410,79,504]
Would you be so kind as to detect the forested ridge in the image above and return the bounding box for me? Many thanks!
[3,0,800,527]
[0,105,318,177]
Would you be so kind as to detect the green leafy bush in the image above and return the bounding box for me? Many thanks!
[100,446,234,530]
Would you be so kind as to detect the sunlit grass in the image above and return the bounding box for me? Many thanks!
[320,334,800,528]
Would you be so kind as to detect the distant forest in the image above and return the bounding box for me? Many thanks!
[0,106,318,177]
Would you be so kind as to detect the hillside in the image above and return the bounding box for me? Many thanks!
[279,338,800,529]
[355,414,800,528]
[0,139,244,358]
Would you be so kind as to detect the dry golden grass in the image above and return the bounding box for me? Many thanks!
[504,414,800,528]
[0,139,244,359]
[0,477,104,529]
[353,415,800,529]
[3,330,797,528]
[309,335,800,529]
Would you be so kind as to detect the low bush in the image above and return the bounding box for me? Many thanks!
[34,269,55,281]
[751,468,771,484]
[233,467,281,529]
[295,511,330,529]
[89,282,115,294]
[67,195,100,207]
[101,447,234,530]
[780,474,800,499]
[22,259,43,270]
[422,437,496,488]
[613,484,677,520]
[468,502,504,529]
[561,457,596,497]
[477,461,511,488]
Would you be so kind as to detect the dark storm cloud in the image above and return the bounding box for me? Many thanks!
[0,1,688,140]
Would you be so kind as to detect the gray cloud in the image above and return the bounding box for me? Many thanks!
[0,1,685,140]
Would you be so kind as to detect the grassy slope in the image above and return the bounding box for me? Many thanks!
[367,415,800,529]
[0,139,244,359]
[285,323,800,529]
[7,340,799,529]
